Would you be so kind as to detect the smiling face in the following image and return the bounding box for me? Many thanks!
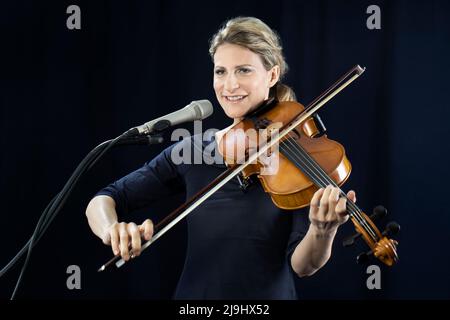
[213,43,280,122]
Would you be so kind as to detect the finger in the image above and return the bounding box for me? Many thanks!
[310,188,325,210]
[335,196,348,217]
[327,187,340,216]
[127,223,141,257]
[119,222,130,261]
[319,185,333,215]
[347,190,356,203]
[142,219,154,241]
[110,225,120,256]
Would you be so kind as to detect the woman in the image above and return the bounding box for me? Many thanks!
[85,16,356,299]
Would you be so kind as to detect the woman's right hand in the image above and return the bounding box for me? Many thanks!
[102,219,154,261]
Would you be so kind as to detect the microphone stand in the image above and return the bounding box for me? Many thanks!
[0,122,168,299]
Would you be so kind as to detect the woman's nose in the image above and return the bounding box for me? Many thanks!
[224,74,239,92]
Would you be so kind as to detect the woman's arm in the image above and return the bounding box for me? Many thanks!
[86,195,118,241]
[86,195,153,261]
[85,141,188,260]
[291,185,356,277]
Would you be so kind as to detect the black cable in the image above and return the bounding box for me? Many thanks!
[0,142,107,277]
[9,137,116,299]
[0,196,57,279]
[4,132,140,299]
[2,131,164,299]
[0,134,160,280]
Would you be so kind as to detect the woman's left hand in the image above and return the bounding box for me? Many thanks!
[309,185,356,235]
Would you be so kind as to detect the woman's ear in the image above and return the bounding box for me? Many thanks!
[268,65,280,88]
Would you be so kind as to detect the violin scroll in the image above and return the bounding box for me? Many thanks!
[345,205,400,266]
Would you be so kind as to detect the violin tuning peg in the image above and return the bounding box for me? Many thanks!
[382,221,400,237]
[371,205,387,221]
[357,250,373,264]
[342,232,362,247]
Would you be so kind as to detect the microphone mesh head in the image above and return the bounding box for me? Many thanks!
[191,100,213,119]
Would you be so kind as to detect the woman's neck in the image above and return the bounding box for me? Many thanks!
[233,117,243,125]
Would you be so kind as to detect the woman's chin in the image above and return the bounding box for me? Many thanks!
[223,106,252,119]
[225,111,246,120]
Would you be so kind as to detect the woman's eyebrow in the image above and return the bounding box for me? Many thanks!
[214,64,254,69]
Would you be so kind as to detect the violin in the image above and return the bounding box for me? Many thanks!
[99,65,399,271]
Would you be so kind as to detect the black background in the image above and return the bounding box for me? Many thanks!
[1,0,449,299]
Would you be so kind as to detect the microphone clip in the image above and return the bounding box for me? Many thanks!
[151,119,171,133]
[120,120,169,146]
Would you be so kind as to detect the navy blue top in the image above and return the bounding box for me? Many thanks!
[96,134,310,299]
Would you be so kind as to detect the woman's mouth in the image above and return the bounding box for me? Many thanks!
[224,95,248,103]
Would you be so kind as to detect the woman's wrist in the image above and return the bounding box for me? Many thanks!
[309,223,338,239]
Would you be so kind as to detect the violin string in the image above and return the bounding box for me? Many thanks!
[278,142,374,241]
[283,135,371,230]
[283,136,362,215]
[286,139,360,222]
[279,135,377,241]
[279,134,360,218]
[278,137,376,241]
[278,134,377,241]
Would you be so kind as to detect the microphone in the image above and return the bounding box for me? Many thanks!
[126,100,213,136]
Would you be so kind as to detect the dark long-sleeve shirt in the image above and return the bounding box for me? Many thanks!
[96,134,310,299]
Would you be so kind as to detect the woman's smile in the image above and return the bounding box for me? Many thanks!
[223,95,248,103]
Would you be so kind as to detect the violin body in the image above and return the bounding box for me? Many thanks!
[219,99,352,210]
[218,98,398,266]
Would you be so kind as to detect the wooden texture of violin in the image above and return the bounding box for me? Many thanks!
[219,100,352,210]
[352,212,398,266]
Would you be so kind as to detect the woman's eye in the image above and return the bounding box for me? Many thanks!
[238,68,251,74]
[215,69,225,75]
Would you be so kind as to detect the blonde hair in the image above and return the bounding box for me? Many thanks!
[209,17,296,102]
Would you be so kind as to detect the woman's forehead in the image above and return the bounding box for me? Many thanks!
[213,43,262,67]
